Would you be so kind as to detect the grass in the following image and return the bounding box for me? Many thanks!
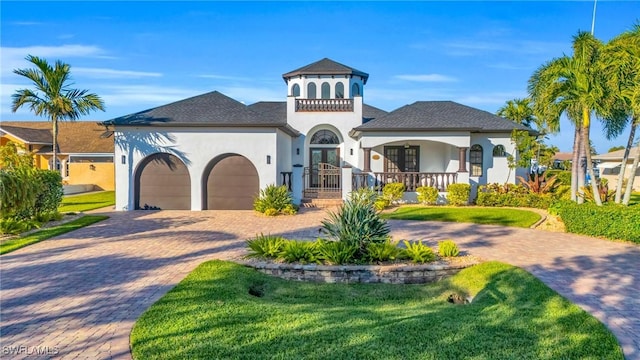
[131,260,622,359]
[381,206,541,228]
[0,215,109,255]
[630,192,640,206]
[58,191,115,213]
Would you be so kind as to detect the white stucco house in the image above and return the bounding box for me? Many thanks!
[104,58,530,211]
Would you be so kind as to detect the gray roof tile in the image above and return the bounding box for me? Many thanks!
[282,58,369,84]
[105,91,283,127]
[354,101,531,132]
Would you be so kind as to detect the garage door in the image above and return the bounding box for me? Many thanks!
[205,154,259,210]
[135,153,191,210]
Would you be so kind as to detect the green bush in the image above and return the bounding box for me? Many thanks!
[34,170,64,215]
[366,238,403,262]
[554,201,640,243]
[546,170,571,186]
[280,240,322,264]
[349,187,379,207]
[438,240,460,257]
[318,241,358,265]
[321,199,390,252]
[476,183,554,209]
[381,182,405,205]
[253,184,297,216]
[402,240,436,264]
[446,184,470,206]
[0,217,39,235]
[416,186,438,205]
[245,233,286,259]
[374,198,390,211]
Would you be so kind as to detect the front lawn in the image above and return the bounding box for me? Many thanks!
[382,206,541,228]
[131,261,622,359]
[0,215,109,255]
[631,192,640,206]
[58,191,115,213]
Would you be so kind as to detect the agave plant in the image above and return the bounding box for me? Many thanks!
[320,199,390,252]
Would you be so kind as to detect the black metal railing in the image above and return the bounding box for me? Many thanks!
[303,163,342,198]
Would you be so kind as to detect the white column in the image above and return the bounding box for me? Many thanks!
[291,165,304,205]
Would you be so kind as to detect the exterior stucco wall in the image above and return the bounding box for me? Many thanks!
[469,133,516,194]
[114,126,282,211]
[67,163,115,190]
[369,140,458,173]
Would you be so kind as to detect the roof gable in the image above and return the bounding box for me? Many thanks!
[354,101,532,132]
[0,121,113,154]
[282,58,369,84]
[105,91,281,127]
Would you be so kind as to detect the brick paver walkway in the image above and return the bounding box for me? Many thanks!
[1,209,638,359]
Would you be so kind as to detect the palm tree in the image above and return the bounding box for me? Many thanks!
[602,23,640,204]
[11,55,105,177]
[497,98,537,128]
[528,31,627,205]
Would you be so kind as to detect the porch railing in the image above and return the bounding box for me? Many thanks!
[296,99,354,112]
[303,163,342,199]
[353,172,458,192]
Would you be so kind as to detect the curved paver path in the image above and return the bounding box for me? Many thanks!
[1,209,638,359]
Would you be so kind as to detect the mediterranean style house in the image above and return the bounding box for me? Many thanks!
[104,58,529,211]
[0,121,115,192]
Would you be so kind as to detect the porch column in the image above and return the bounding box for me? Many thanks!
[363,147,372,172]
[341,165,353,201]
[291,164,304,205]
[458,147,468,172]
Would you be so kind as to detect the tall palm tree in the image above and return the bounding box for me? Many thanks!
[528,31,626,205]
[602,23,640,204]
[11,55,105,176]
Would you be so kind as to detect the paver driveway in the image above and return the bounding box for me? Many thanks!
[1,208,639,359]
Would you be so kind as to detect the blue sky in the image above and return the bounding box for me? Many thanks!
[1,1,638,153]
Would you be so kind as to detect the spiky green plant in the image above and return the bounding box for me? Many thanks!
[320,200,390,252]
[402,240,436,264]
[317,241,358,265]
[438,240,460,257]
[245,233,286,259]
[366,238,403,262]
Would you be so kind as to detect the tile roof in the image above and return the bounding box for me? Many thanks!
[0,125,52,144]
[105,91,296,130]
[354,101,532,132]
[593,147,639,161]
[0,121,114,154]
[282,58,369,84]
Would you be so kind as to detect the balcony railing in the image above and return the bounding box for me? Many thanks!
[296,99,354,112]
[353,172,458,192]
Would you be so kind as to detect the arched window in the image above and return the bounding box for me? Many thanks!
[351,83,360,97]
[321,82,330,99]
[492,145,506,157]
[292,84,300,97]
[310,129,340,144]
[470,144,483,177]
[335,82,344,98]
[307,83,316,99]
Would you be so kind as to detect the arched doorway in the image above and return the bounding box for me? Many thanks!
[306,129,341,198]
[135,153,191,210]
[203,154,259,210]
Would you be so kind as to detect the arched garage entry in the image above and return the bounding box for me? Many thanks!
[135,153,191,210]
[203,154,259,210]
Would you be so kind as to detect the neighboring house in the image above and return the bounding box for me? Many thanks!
[104,58,530,211]
[552,152,573,170]
[593,148,640,191]
[0,121,115,191]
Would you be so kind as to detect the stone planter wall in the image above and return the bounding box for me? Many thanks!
[240,261,477,284]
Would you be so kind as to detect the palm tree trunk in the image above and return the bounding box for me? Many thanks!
[622,140,640,205]
[615,116,637,203]
[582,109,602,206]
[52,116,59,176]
[571,127,581,202]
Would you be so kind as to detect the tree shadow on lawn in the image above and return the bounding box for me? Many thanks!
[130,261,623,360]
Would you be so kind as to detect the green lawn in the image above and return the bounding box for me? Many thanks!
[382,206,541,228]
[58,191,115,213]
[631,192,640,205]
[0,215,108,255]
[131,260,622,359]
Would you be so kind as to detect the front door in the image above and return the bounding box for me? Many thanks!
[310,148,340,187]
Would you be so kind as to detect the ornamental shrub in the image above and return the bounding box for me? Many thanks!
[438,240,460,257]
[446,184,470,206]
[33,170,64,216]
[381,182,405,206]
[476,183,554,209]
[318,241,358,265]
[545,170,571,186]
[245,233,286,259]
[554,201,640,244]
[280,240,322,264]
[253,184,297,216]
[366,238,403,262]
[416,186,438,205]
[402,240,436,264]
[321,199,390,252]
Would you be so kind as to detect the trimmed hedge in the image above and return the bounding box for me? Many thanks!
[446,184,470,206]
[477,192,554,209]
[553,201,640,243]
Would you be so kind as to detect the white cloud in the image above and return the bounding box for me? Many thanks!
[74,67,162,79]
[454,92,527,107]
[394,74,457,83]
[444,39,565,57]
[98,85,204,107]
[1,44,107,77]
[216,86,283,104]
[9,21,45,26]
[197,74,253,82]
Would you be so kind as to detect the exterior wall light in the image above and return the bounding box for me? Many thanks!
[267,155,271,164]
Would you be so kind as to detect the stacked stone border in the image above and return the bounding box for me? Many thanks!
[239,260,480,284]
